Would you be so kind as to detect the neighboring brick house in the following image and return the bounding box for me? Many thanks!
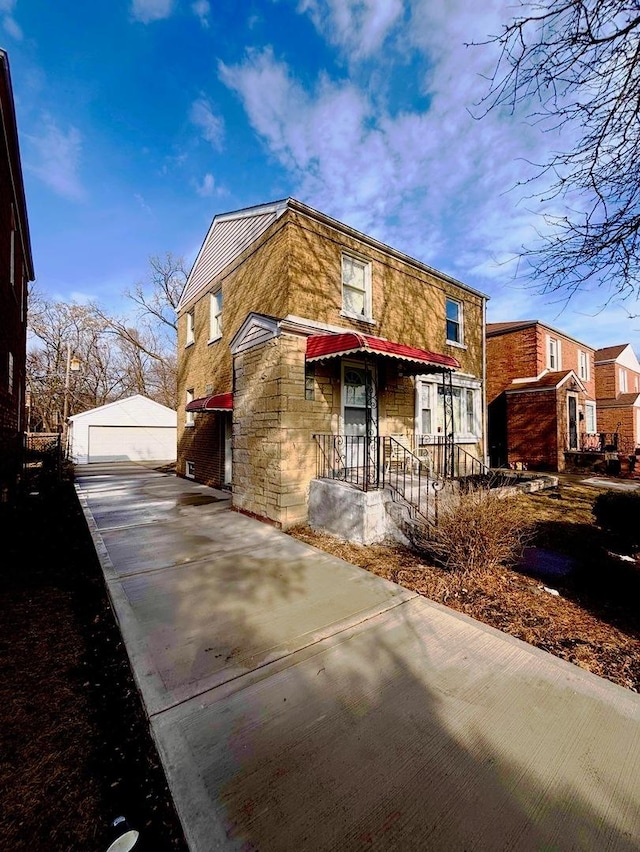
[0,49,34,505]
[176,198,488,530]
[594,344,640,453]
[486,321,596,471]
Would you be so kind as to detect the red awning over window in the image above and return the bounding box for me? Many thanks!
[185,392,233,412]
[306,333,459,371]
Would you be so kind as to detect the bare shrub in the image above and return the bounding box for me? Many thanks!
[413,488,535,575]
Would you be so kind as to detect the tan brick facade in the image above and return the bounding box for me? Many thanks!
[177,201,486,527]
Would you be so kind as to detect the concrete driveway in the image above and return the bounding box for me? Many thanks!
[75,462,640,851]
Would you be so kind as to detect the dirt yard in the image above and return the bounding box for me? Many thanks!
[289,478,640,693]
[0,469,188,852]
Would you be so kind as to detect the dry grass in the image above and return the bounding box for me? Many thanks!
[288,478,640,693]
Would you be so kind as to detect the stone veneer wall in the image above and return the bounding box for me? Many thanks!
[233,334,340,528]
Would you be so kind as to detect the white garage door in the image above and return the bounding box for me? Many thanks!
[88,426,176,463]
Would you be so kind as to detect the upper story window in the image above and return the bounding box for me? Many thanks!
[547,335,562,370]
[620,368,627,392]
[578,350,589,381]
[186,310,195,346]
[186,388,195,426]
[341,254,372,320]
[209,291,223,341]
[445,298,462,345]
[9,204,16,288]
[8,352,14,395]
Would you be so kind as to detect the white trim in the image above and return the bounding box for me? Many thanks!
[416,374,482,442]
[209,290,223,342]
[186,309,195,346]
[185,388,195,426]
[230,313,281,355]
[341,252,373,322]
[445,297,463,345]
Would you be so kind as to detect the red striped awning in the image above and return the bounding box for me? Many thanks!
[306,333,459,371]
[186,392,233,412]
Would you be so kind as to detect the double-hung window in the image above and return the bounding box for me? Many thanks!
[578,350,589,381]
[547,335,562,370]
[209,291,223,340]
[186,310,195,346]
[585,401,597,434]
[186,388,195,426]
[620,369,628,392]
[445,298,462,345]
[341,254,372,320]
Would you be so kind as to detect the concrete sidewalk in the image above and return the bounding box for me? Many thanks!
[75,462,640,851]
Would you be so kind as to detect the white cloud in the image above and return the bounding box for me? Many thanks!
[1,0,22,39]
[134,192,152,213]
[298,0,403,59]
[195,172,215,196]
[222,6,625,339]
[26,117,85,201]
[190,97,225,149]
[192,0,210,27]
[130,0,174,24]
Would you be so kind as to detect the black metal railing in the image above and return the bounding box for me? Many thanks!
[577,432,619,453]
[313,433,382,491]
[380,435,441,523]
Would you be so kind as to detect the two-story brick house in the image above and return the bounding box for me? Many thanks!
[0,49,34,505]
[486,321,596,471]
[594,344,640,453]
[176,198,488,531]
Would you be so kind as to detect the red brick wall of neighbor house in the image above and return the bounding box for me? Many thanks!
[595,362,616,399]
[597,406,638,453]
[506,391,561,470]
[0,63,29,501]
[484,328,539,404]
[549,334,596,399]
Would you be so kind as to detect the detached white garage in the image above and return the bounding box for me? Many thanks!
[68,395,177,464]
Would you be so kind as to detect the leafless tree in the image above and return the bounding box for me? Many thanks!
[26,253,185,430]
[472,1,640,303]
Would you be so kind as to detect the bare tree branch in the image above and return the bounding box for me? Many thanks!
[469,0,640,302]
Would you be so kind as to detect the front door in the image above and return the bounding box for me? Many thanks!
[342,362,377,473]
[567,394,578,450]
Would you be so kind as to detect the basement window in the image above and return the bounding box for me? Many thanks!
[185,460,195,479]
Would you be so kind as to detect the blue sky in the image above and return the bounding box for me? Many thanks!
[2,0,638,350]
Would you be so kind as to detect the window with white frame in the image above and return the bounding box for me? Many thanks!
[445,298,462,344]
[341,254,372,319]
[418,377,480,440]
[547,335,562,370]
[186,309,195,346]
[578,350,589,381]
[186,388,195,426]
[585,401,597,433]
[209,291,223,340]
[9,204,15,288]
[620,368,628,392]
[185,460,195,479]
